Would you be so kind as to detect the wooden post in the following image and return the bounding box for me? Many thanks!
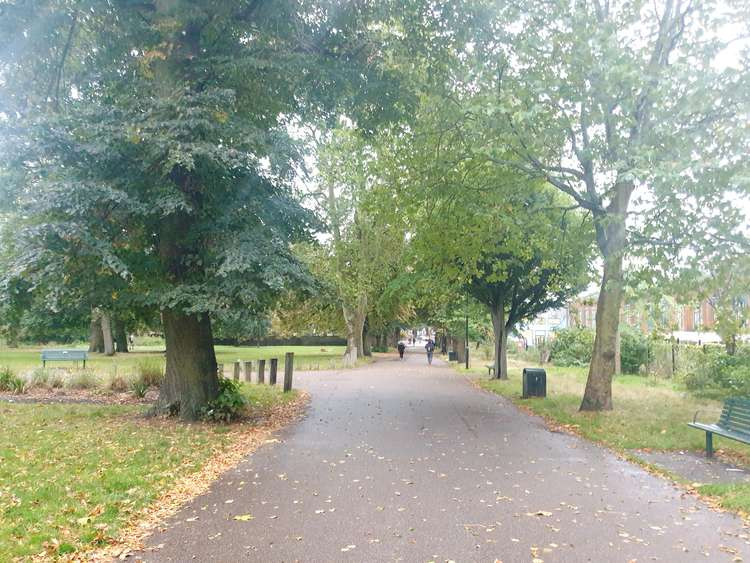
[217,363,224,378]
[258,359,266,384]
[243,361,253,383]
[283,352,294,392]
[233,361,241,381]
[269,358,278,385]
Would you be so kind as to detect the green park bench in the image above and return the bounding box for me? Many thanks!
[41,349,88,368]
[688,397,750,457]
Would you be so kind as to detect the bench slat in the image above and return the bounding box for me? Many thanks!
[724,422,750,434]
[720,412,750,427]
[688,422,750,443]
[40,350,88,363]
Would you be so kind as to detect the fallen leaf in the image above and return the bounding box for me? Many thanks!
[233,514,254,521]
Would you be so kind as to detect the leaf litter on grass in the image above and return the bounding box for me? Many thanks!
[81,391,309,562]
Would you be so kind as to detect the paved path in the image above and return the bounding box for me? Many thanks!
[142,351,750,562]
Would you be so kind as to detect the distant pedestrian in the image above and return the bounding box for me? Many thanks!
[425,338,435,365]
[397,341,406,360]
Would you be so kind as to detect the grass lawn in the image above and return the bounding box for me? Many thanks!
[0,384,299,560]
[472,358,750,513]
[0,344,347,379]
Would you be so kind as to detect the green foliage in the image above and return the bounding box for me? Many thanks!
[551,326,651,374]
[0,366,25,394]
[619,327,650,375]
[0,0,423,415]
[550,328,595,367]
[130,378,149,399]
[683,347,750,398]
[213,312,271,344]
[199,378,248,423]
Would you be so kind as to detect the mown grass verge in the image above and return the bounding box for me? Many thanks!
[0,384,300,561]
[473,360,750,514]
[0,344,348,376]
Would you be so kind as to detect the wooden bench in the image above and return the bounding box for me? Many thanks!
[41,349,88,368]
[688,397,750,457]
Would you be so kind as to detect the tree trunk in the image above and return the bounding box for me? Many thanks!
[387,327,399,348]
[100,311,115,356]
[114,318,129,353]
[614,325,621,375]
[157,310,219,421]
[88,313,104,353]
[580,245,624,411]
[453,337,467,363]
[362,317,372,357]
[343,298,367,360]
[490,302,508,380]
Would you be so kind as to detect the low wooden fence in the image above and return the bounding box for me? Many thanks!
[217,352,294,392]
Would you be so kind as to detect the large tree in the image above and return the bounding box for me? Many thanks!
[433,0,750,409]
[0,1,415,419]
[313,128,410,360]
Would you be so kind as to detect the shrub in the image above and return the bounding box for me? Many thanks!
[199,378,248,423]
[48,370,66,389]
[108,374,131,393]
[550,327,594,367]
[26,368,50,389]
[683,347,750,397]
[130,379,149,399]
[619,326,650,375]
[137,359,164,388]
[67,371,98,390]
[0,367,25,394]
[371,345,389,353]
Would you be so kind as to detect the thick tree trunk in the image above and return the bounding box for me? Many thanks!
[580,246,624,411]
[453,337,467,363]
[343,298,367,360]
[362,318,372,357]
[489,302,508,380]
[157,310,219,421]
[114,319,129,353]
[100,311,115,356]
[614,325,621,375]
[88,314,104,353]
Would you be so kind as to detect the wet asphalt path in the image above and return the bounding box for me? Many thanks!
[142,350,750,562]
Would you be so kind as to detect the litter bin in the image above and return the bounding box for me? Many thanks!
[522,368,546,398]
[448,351,457,361]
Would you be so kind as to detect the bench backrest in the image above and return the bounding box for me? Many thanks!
[718,397,750,435]
[41,349,88,361]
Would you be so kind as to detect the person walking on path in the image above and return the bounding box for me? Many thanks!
[425,337,435,365]
[397,341,406,360]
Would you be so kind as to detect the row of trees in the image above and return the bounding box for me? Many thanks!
[1,0,748,417]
